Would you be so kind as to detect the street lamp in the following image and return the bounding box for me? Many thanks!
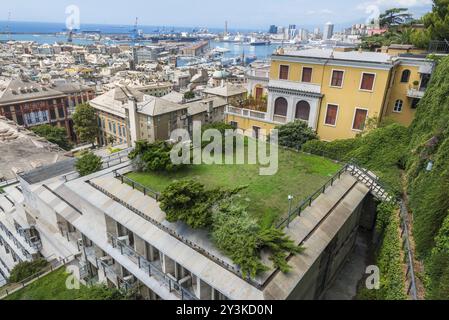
[287,195,294,228]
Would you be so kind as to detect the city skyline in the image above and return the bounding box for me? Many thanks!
[0,0,433,30]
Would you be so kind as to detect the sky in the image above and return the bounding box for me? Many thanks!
[0,0,434,30]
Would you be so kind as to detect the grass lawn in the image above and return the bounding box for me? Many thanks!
[128,147,342,227]
[4,268,117,300]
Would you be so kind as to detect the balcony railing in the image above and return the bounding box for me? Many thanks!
[107,232,198,300]
[407,88,426,99]
[226,106,269,121]
[0,221,33,260]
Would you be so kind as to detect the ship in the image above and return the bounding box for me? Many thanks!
[250,37,270,46]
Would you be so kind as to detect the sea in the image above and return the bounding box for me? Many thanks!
[0,21,280,61]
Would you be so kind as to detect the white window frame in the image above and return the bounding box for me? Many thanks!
[329,69,346,89]
[393,99,403,113]
[324,103,340,127]
[301,66,313,83]
[351,108,369,132]
[279,64,290,81]
[359,72,377,92]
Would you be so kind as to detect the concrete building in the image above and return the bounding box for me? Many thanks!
[0,78,95,142]
[0,145,384,299]
[323,22,334,40]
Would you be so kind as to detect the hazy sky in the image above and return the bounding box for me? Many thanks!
[0,0,433,29]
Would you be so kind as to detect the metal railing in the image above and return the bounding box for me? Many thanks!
[107,233,197,300]
[88,180,253,289]
[399,201,418,300]
[0,221,33,260]
[428,39,449,53]
[113,171,160,201]
[0,254,76,298]
[276,162,395,228]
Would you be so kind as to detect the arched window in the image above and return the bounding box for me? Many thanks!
[394,99,403,112]
[295,101,311,121]
[401,70,411,83]
[274,97,288,116]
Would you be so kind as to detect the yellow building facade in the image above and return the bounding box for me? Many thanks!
[226,48,434,141]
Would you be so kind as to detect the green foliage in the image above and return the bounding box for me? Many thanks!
[407,56,449,257]
[160,180,301,278]
[31,125,72,151]
[80,284,128,300]
[275,120,318,151]
[212,203,303,278]
[184,91,195,100]
[159,179,242,229]
[379,8,412,28]
[426,212,449,299]
[5,268,128,300]
[75,152,103,176]
[9,259,49,283]
[422,0,449,42]
[303,138,361,161]
[358,202,407,300]
[201,122,236,149]
[129,141,184,173]
[404,54,449,298]
[303,124,408,195]
[72,103,98,145]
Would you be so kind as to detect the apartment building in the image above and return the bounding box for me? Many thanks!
[0,78,95,142]
[91,85,229,147]
[227,48,435,141]
[0,138,377,299]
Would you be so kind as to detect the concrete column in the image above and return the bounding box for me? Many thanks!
[162,254,176,276]
[104,215,118,239]
[146,243,158,262]
[266,91,275,120]
[134,234,146,256]
[287,96,296,123]
[196,278,213,300]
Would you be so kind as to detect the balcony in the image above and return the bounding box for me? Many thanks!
[268,79,322,95]
[108,233,197,300]
[226,106,269,122]
[407,88,426,99]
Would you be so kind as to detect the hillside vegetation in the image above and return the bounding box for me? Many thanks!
[303,56,449,299]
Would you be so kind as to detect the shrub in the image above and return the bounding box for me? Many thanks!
[129,141,183,172]
[159,180,242,229]
[9,259,49,283]
[212,203,303,278]
[80,284,128,300]
[358,202,406,300]
[31,125,72,151]
[75,152,103,176]
[275,121,318,150]
[160,181,302,278]
[303,124,408,195]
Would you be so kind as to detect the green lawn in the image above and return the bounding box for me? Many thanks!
[4,268,122,300]
[128,147,342,227]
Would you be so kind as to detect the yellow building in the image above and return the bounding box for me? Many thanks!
[227,48,435,141]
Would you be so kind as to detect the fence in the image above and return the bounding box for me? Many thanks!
[399,201,418,300]
[0,254,76,298]
[113,171,160,201]
[108,233,197,300]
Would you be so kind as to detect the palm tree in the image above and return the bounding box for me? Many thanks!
[380,8,413,29]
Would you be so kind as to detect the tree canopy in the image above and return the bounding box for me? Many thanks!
[31,124,72,151]
[72,103,99,145]
[75,152,103,177]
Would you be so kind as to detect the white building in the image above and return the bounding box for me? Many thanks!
[323,22,334,40]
